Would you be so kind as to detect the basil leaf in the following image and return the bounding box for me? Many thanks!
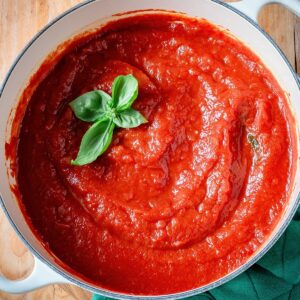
[247,133,259,150]
[69,90,111,122]
[113,108,147,128]
[71,118,115,166]
[111,75,138,111]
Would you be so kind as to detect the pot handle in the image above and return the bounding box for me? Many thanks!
[228,0,300,22]
[0,255,69,294]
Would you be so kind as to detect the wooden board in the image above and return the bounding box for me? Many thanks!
[0,1,299,299]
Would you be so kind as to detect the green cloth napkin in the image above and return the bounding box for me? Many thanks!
[92,206,300,300]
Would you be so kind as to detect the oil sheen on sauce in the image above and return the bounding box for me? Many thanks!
[9,14,296,295]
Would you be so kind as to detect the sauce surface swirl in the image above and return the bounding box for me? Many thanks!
[12,13,296,294]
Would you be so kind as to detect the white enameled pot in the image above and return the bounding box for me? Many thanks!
[0,0,300,298]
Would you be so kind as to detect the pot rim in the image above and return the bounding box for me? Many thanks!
[0,0,300,299]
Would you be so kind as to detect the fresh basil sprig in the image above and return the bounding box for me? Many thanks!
[69,74,147,166]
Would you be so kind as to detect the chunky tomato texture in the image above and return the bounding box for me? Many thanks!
[15,14,296,294]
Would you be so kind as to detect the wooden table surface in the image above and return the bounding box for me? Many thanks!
[0,1,299,299]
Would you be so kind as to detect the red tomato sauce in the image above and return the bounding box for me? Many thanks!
[9,13,297,295]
